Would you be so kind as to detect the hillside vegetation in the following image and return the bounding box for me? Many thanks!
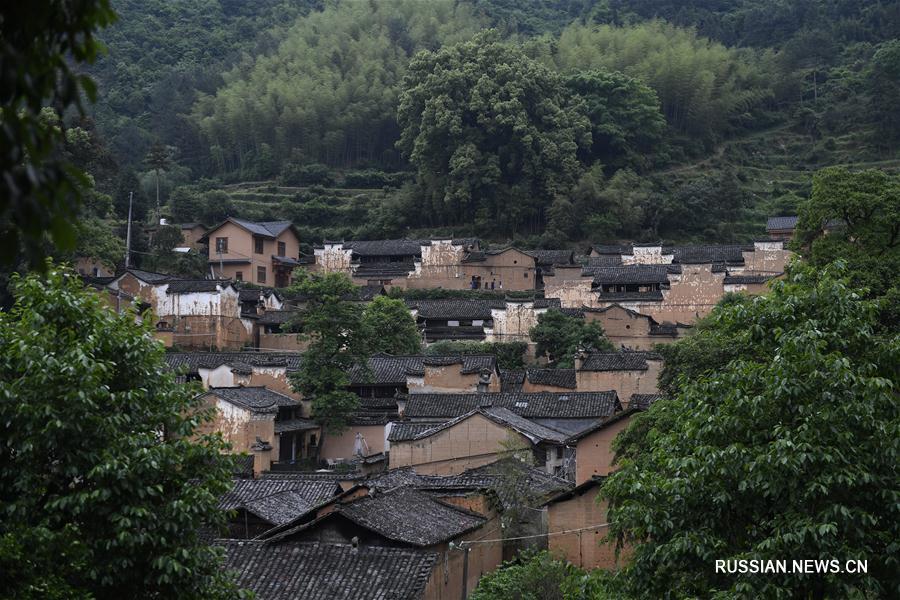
[69,0,899,262]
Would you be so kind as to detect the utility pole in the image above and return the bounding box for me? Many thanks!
[124,191,133,268]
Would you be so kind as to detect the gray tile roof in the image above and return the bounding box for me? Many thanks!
[258,310,298,325]
[165,352,303,374]
[408,299,497,320]
[597,290,664,301]
[366,459,573,505]
[499,370,526,392]
[723,274,779,284]
[231,218,294,238]
[766,215,798,231]
[165,279,231,294]
[387,421,446,442]
[585,265,672,284]
[527,249,575,266]
[403,391,621,419]
[352,261,416,277]
[345,239,424,257]
[525,369,577,389]
[274,418,319,433]
[123,268,178,283]
[350,354,497,385]
[404,407,567,444]
[220,478,342,526]
[667,245,746,265]
[584,254,624,267]
[221,541,437,600]
[629,393,663,409]
[333,487,486,546]
[205,387,299,414]
[578,352,661,372]
[589,244,632,255]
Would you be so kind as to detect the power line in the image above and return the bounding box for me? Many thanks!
[455,522,611,547]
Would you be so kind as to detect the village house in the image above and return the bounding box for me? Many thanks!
[574,351,662,407]
[107,268,258,349]
[313,238,549,291]
[194,386,317,475]
[543,477,623,570]
[221,541,438,599]
[544,241,791,324]
[583,303,689,350]
[766,215,799,241]
[388,406,569,476]
[217,477,343,539]
[261,486,502,599]
[406,297,572,347]
[201,217,302,287]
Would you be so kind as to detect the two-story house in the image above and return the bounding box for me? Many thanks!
[202,218,301,287]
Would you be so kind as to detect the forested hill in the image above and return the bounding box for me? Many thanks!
[75,0,900,261]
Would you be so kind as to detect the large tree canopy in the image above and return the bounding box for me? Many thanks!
[0,266,239,598]
[397,30,590,235]
[603,265,900,599]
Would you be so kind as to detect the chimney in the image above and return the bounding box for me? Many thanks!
[395,391,408,418]
[477,368,492,393]
[574,346,588,371]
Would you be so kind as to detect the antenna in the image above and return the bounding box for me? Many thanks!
[124,191,133,268]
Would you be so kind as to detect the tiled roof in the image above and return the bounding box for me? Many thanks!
[527,249,575,266]
[352,261,415,277]
[220,478,342,526]
[723,274,778,284]
[333,487,486,546]
[403,391,621,419]
[228,454,255,479]
[407,407,567,444]
[597,290,664,301]
[387,421,445,442]
[578,352,661,372]
[667,245,745,265]
[584,254,623,267]
[585,265,671,284]
[165,279,231,294]
[408,299,497,320]
[629,393,663,409]
[221,541,436,600]
[205,386,299,414]
[500,370,526,392]
[345,239,424,257]
[165,352,303,374]
[356,284,386,301]
[350,354,496,385]
[123,268,178,283]
[766,215,798,231]
[525,369,577,389]
[258,310,298,325]
[367,459,573,504]
[274,418,319,433]
[230,218,294,238]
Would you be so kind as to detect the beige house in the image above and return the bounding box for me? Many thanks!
[202,217,301,287]
[575,351,662,406]
[388,407,569,476]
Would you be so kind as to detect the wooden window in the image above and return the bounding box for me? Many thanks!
[524,272,528,278]
[254,237,264,254]
[257,266,266,283]
[235,271,243,281]
[277,241,286,256]
[215,237,228,253]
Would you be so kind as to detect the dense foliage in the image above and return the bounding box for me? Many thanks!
[360,296,422,356]
[397,31,589,235]
[286,271,367,433]
[603,265,900,598]
[530,309,614,367]
[0,0,115,268]
[470,550,610,599]
[0,266,240,598]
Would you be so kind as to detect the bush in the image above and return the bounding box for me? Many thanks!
[280,162,335,186]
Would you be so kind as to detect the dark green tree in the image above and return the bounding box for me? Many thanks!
[113,170,149,221]
[603,265,900,599]
[530,309,614,367]
[795,167,900,301]
[360,296,422,355]
[425,340,527,370]
[565,69,667,172]
[286,271,368,434]
[0,0,116,268]
[0,265,241,598]
[397,30,590,235]
[868,40,900,144]
[470,550,611,600]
